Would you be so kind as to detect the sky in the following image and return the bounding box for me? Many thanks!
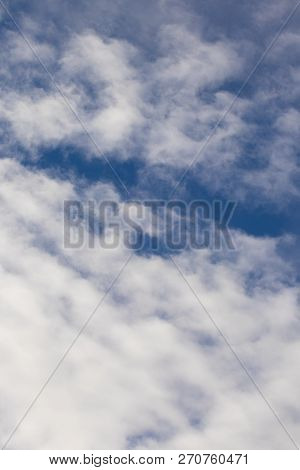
[0,0,300,450]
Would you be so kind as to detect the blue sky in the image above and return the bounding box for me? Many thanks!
[2,0,299,240]
[0,0,300,450]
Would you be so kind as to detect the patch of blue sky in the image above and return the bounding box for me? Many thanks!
[20,142,300,244]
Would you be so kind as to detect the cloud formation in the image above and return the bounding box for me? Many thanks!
[0,160,299,449]
[0,3,299,203]
[1,0,300,451]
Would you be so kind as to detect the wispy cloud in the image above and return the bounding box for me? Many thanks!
[0,160,299,448]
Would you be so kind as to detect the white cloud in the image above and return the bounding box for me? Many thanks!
[0,159,299,449]
[140,24,247,167]
[0,29,144,155]
[153,25,241,90]
[0,22,249,166]
[0,92,79,148]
